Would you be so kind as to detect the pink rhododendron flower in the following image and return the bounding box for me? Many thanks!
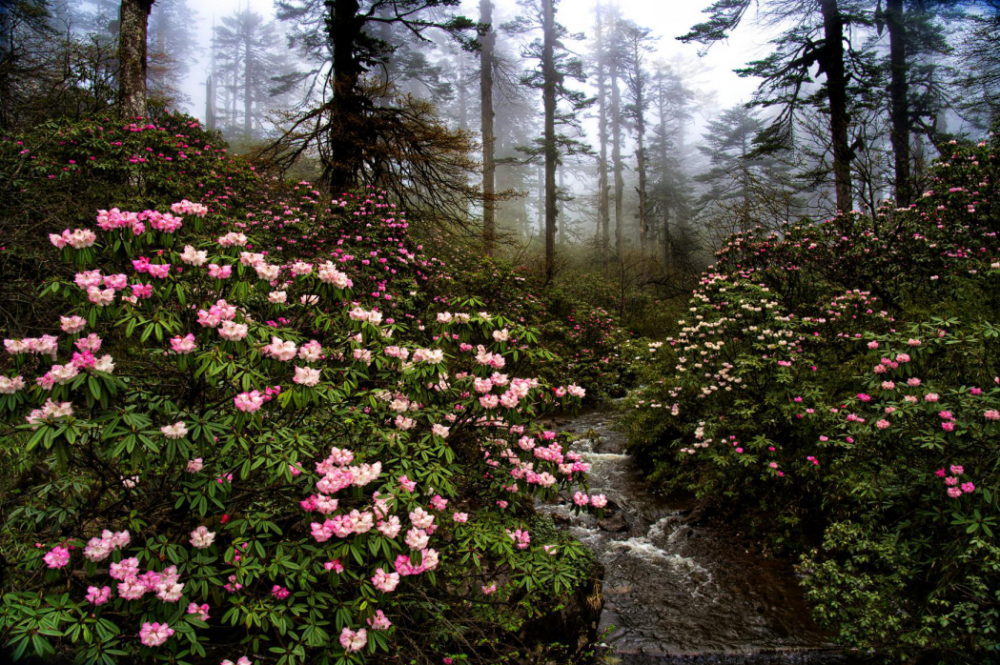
[161,421,188,439]
[339,627,367,653]
[170,333,197,354]
[368,609,392,630]
[138,622,174,647]
[293,366,321,387]
[189,526,215,549]
[43,546,70,568]
[186,602,210,621]
[372,567,400,592]
[85,586,112,605]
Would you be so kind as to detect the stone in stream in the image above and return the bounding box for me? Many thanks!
[598,512,627,532]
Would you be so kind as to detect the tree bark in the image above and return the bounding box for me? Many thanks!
[819,0,853,213]
[634,78,648,253]
[542,0,558,281]
[244,36,252,138]
[480,0,496,255]
[326,0,367,194]
[118,0,155,119]
[656,77,670,270]
[609,27,624,257]
[595,3,611,275]
[886,0,911,207]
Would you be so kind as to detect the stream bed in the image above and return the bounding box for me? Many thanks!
[540,407,851,664]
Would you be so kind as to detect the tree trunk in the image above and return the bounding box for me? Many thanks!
[244,36,252,138]
[542,0,558,281]
[886,0,911,207]
[326,0,367,194]
[537,165,544,235]
[819,0,852,213]
[610,33,624,257]
[118,0,155,119]
[480,0,496,255]
[657,83,670,270]
[595,3,611,275]
[635,82,648,253]
[558,165,566,244]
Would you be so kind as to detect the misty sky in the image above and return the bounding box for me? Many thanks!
[182,0,776,125]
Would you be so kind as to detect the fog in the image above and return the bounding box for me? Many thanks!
[179,0,769,124]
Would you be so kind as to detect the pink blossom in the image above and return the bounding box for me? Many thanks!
[189,526,215,549]
[43,546,70,569]
[186,602,210,621]
[139,622,174,647]
[170,334,197,354]
[368,610,392,631]
[372,567,400,592]
[234,391,264,413]
[85,586,112,605]
[339,627,367,653]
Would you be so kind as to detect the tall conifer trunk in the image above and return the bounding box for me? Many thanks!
[480,0,496,254]
[118,0,155,119]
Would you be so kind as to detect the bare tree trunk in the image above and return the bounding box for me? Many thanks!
[244,36,252,138]
[327,0,367,193]
[595,4,611,274]
[118,0,155,119]
[558,164,566,244]
[480,0,496,255]
[819,0,853,213]
[542,0,558,281]
[635,86,648,253]
[656,83,670,270]
[610,31,624,257]
[886,0,911,207]
[537,165,544,235]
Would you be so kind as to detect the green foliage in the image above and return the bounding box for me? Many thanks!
[0,116,601,665]
[624,132,1000,659]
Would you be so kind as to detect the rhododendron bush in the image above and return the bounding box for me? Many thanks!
[625,133,1000,656]
[0,185,603,664]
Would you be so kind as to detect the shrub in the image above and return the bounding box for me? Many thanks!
[0,184,605,665]
[623,133,1000,659]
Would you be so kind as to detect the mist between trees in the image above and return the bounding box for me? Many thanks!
[1,0,999,300]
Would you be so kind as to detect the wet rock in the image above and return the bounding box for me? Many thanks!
[598,513,628,532]
[683,503,710,525]
[551,512,573,526]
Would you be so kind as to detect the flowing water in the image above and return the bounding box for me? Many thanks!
[540,407,851,664]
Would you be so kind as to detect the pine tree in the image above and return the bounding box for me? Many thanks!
[480,0,496,254]
[620,20,657,252]
[212,9,291,140]
[590,2,611,269]
[0,1,56,129]
[681,0,868,213]
[274,0,478,197]
[508,0,591,279]
[648,60,697,269]
[146,0,196,112]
